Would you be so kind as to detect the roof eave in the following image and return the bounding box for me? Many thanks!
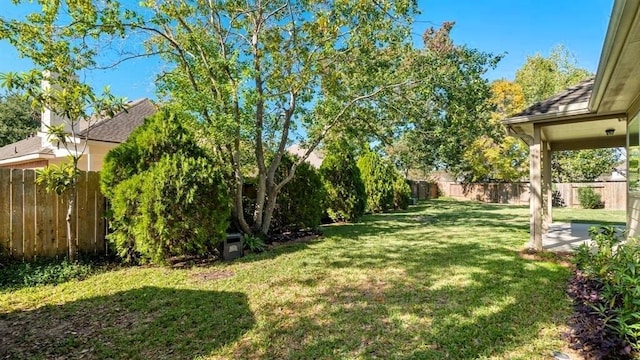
[502,108,593,125]
[589,0,639,112]
[0,153,55,165]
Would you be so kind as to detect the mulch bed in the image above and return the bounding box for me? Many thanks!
[169,229,323,268]
[564,270,635,359]
[267,229,322,245]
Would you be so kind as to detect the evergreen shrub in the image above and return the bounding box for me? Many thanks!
[271,154,326,233]
[577,187,603,209]
[393,176,412,210]
[357,151,411,212]
[357,151,395,213]
[320,151,366,222]
[101,110,230,264]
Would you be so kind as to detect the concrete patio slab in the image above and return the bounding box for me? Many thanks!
[542,223,626,252]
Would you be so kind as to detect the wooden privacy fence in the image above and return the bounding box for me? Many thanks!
[554,182,626,209]
[439,181,627,210]
[407,180,439,200]
[0,168,106,260]
[441,182,530,205]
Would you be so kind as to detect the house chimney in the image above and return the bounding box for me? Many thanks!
[40,70,73,134]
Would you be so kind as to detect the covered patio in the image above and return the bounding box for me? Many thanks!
[543,222,626,252]
[503,0,640,250]
[504,78,626,250]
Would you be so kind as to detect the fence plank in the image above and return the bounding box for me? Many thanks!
[76,172,90,254]
[1,170,107,260]
[86,172,99,254]
[10,169,24,258]
[36,181,56,258]
[22,170,36,260]
[96,191,106,255]
[56,193,68,257]
[0,169,10,256]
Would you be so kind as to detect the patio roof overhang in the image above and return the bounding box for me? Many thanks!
[502,0,640,151]
[591,0,640,116]
[503,109,627,151]
[501,0,640,250]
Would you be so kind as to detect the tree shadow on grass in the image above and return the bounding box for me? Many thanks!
[231,200,527,265]
[246,242,570,359]
[231,200,571,358]
[322,202,529,242]
[568,219,626,227]
[0,287,254,360]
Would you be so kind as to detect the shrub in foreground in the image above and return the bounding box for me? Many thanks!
[102,110,230,264]
[566,226,639,359]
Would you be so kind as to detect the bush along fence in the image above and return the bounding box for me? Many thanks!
[0,168,107,260]
[438,181,626,210]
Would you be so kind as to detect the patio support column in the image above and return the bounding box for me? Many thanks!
[543,142,553,230]
[529,124,543,250]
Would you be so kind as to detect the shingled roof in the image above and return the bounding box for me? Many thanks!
[0,98,156,163]
[287,144,324,168]
[80,98,157,143]
[0,136,52,161]
[511,77,595,118]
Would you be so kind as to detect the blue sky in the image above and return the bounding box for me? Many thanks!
[0,0,614,102]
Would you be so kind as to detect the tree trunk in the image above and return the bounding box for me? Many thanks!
[260,187,279,236]
[233,178,252,234]
[66,188,77,262]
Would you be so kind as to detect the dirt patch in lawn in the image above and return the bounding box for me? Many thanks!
[269,233,322,248]
[1,287,254,359]
[190,270,235,282]
[518,249,573,267]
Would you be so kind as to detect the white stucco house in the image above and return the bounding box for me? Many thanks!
[0,98,157,171]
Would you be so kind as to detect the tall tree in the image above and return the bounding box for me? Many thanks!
[386,22,501,179]
[0,93,39,147]
[0,0,126,260]
[462,80,528,182]
[515,44,592,106]
[553,149,620,182]
[128,0,418,236]
[514,44,619,183]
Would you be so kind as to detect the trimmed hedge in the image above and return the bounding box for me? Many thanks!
[101,110,230,264]
[320,151,366,222]
[577,187,603,209]
[357,151,411,213]
[271,154,326,233]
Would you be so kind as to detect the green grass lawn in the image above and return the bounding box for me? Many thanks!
[552,206,626,225]
[1,199,622,359]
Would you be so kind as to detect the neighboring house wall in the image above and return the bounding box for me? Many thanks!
[0,98,156,171]
[0,160,49,169]
[22,141,120,171]
[84,141,119,171]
